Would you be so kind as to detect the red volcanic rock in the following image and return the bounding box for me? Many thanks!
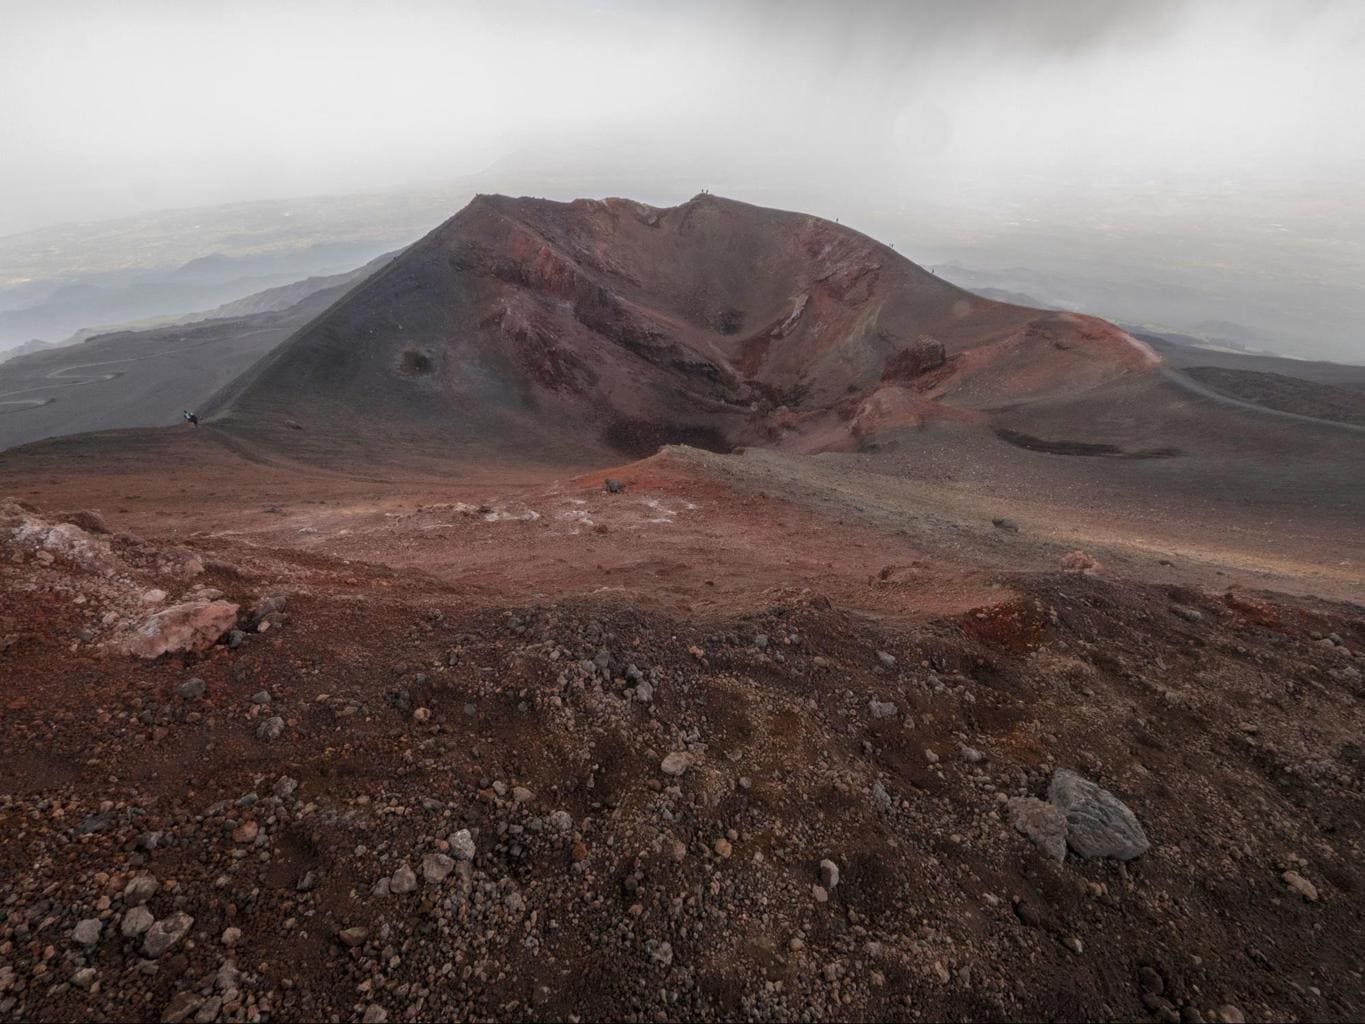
[124,600,240,658]
[3,499,122,574]
[880,336,946,381]
[1060,550,1102,574]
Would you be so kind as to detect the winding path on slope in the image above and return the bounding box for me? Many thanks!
[1159,364,1365,436]
[0,330,273,415]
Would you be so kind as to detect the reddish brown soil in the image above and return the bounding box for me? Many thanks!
[1,430,1363,1023]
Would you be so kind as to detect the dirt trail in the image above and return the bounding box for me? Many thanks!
[1159,364,1365,436]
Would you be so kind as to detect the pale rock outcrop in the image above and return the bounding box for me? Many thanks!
[124,600,240,658]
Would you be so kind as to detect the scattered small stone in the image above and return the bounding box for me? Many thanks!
[1283,870,1319,901]
[819,859,840,890]
[714,837,732,858]
[449,829,476,861]
[124,874,158,906]
[121,905,154,938]
[603,478,625,494]
[422,852,455,883]
[1008,797,1068,862]
[143,912,194,959]
[256,716,285,742]
[876,650,896,668]
[868,698,898,719]
[362,1005,389,1024]
[390,862,417,894]
[992,517,1019,532]
[221,927,242,948]
[548,810,574,833]
[76,810,114,835]
[160,991,203,1024]
[250,690,271,705]
[71,966,98,990]
[177,677,206,700]
[72,918,103,947]
[338,926,370,948]
[661,752,693,776]
[872,781,893,811]
[214,964,240,1002]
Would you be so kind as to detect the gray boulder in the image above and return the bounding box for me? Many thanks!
[1048,769,1150,860]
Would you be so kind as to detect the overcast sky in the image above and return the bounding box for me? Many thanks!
[2,0,1363,236]
[1,0,1363,359]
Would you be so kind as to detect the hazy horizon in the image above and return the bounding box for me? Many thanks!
[2,0,1363,361]
[5,0,1364,233]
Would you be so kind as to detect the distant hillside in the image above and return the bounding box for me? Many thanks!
[0,253,393,451]
[0,339,54,364]
[1184,367,1365,427]
[1135,329,1365,385]
[0,243,402,352]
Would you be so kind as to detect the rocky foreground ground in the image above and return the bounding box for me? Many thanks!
[1,497,1363,1023]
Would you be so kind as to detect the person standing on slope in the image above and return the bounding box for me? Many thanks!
[183,410,199,426]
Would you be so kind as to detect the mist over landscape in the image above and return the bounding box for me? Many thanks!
[2,0,1363,361]
[1,4,1363,1024]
